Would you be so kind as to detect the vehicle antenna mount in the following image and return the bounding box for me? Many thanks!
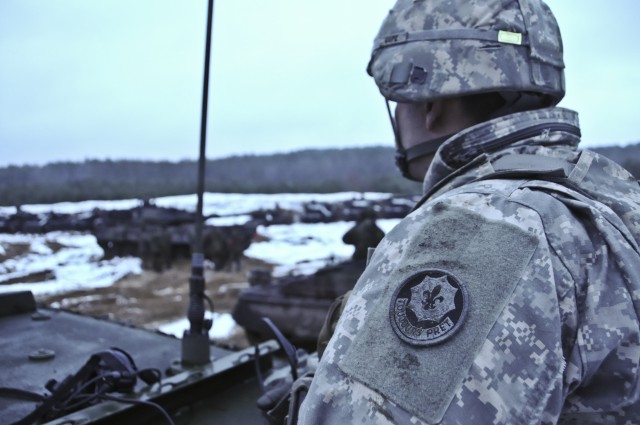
[182,0,215,366]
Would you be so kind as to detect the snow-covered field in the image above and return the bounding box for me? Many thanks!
[0,192,402,339]
[0,232,141,296]
[0,191,394,217]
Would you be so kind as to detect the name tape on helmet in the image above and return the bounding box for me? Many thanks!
[498,30,523,45]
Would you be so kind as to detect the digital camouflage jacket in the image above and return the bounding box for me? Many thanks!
[298,107,640,424]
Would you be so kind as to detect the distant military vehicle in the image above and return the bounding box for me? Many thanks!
[0,0,432,418]
[1,207,42,234]
[92,202,257,272]
[0,207,98,234]
[0,2,311,421]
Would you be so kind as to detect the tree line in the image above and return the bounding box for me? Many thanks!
[1,144,638,207]
[0,147,420,206]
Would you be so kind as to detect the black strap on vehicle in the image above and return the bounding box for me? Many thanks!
[10,355,101,425]
[5,347,166,425]
[286,373,314,425]
[261,317,300,381]
[0,388,45,403]
[256,317,304,425]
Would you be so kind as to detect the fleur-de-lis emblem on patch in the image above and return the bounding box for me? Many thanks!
[390,269,468,346]
[407,275,458,323]
[422,285,444,310]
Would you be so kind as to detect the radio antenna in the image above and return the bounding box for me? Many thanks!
[182,0,215,365]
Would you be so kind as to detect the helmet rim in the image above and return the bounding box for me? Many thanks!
[369,0,566,106]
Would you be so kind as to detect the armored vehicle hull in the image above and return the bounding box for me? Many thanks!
[92,204,257,272]
[232,260,366,348]
[0,291,297,425]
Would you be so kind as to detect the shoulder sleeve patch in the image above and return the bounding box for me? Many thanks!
[390,269,468,346]
[337,204,538,424]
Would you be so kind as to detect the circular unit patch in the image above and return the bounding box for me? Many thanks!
[389,269,468,346]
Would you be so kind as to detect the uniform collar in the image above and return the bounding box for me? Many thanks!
[422,107,581,195]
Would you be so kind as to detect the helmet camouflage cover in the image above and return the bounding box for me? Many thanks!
[368,0,565,105]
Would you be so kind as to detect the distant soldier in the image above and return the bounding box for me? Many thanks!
[203,224,256,271]
[139,226,172,272]
[226,223,257,271]
[342,208,384,261]
[203,226,228,270]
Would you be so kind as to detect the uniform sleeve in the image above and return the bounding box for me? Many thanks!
[299,187,574,424]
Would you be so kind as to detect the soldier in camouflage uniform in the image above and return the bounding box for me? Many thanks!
[298,0,640,424]
[342,208,385,261]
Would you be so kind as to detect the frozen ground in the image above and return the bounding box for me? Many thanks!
[0,191,394,217]
[0,232,142,296]
[0,192,401,340]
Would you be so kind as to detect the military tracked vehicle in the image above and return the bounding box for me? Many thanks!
[0,2,316,423]
[92,202,257,272]
[0,290,314,425]
[232,259,367,349]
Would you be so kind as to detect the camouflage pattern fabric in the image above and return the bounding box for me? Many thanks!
[368,0,565,104]
[298,107,640,424]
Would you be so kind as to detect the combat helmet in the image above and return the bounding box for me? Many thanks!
[368,0,566,177]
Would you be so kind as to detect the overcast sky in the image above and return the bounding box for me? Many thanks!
[1,0,639,167]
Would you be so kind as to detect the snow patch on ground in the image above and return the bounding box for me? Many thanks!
[0,232,142,296]
[157,313,237,340]
[0,192,403,339]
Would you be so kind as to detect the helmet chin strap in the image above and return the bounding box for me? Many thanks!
[386,99,452,181]
[493,92,553,118]
[395,135,452,181]
[387,92,552,181]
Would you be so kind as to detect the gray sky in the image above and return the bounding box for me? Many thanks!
[1,0,639,167]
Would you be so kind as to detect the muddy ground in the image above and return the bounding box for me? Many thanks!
[36,256,274,349]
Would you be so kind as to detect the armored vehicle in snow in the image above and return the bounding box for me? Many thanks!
[92,202,257,272]
[232,259,367,349]
[0,290,312,425]
[0,1,311,422]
